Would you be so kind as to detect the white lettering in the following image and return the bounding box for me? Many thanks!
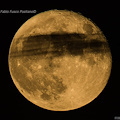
[0,10,36,14]
[10,10,19,13]
[114,116,120,120]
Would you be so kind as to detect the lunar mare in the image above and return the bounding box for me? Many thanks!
[9,10,112,111]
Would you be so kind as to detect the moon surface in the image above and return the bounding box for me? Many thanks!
[8,10,112,111]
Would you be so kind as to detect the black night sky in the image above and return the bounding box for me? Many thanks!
[1,1,120,120]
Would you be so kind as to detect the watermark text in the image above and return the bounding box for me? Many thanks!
[114,116,120,120]
[0,10,37,14]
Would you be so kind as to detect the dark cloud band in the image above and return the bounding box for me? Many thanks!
[10,33,110,57]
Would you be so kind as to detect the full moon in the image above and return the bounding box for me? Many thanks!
[8,10,112,111]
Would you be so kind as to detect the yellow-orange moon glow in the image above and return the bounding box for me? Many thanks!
[8,10,112,111]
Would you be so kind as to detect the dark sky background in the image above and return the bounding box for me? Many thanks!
[1,1,120,120]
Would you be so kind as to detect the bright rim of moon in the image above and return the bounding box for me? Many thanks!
[8,10,112,111]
